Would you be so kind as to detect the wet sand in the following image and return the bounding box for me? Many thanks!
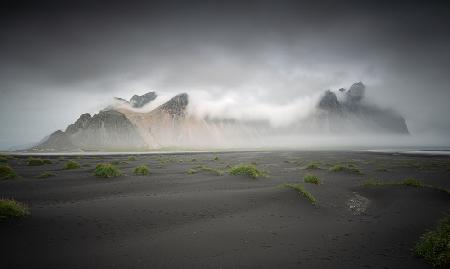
[1,151,449,268]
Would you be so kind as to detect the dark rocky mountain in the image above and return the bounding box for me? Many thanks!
[66,113,92,134]
[157,93,188,117]
[113,91,157,108]
[33,130,78,151]
[314,82,409,134]
[318,90,340,111]
[130,92,157,108]
[33,110,146,151]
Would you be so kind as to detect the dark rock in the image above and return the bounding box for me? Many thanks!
[114,97,129,103]
[66,113,92,134]
[157,93,188,117]
[345,82,365,104]
[318,90,341,111]
[69,110,147,149]
[33,130,77,151]
[314,82,409,134]
[130,92,157,108]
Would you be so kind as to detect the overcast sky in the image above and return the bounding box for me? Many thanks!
[1,0,450,148]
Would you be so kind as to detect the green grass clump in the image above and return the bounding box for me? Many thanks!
[213,156,219,161]
[127,156,137,161]
[37,171,56,178]
[111,160,120,165]
[63,160,81,170]
[304,162,320,170]
[329,164,361,174]
[187,168,198,174]
[401,178,425,187]
[303,174,320,185]
[329,164,345,172]
[133,165,150,176]
[27,157,52,166]
[0,199,29,220]
[229,164,266,179]
[186,166,224,176]
[363,178,424,188]
[283,183,316,205]
[0,165,17,180]
[361,178,447,193]
[0,156,7,163]
[93,163,122,178]
[414,215,450,267]
[197,165,224,176]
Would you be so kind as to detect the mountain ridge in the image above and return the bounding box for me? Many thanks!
[30,83,409,151]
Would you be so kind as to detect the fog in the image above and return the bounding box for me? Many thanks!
[1,1,450,150]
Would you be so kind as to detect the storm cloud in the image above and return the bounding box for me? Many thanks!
[1,0,450,148]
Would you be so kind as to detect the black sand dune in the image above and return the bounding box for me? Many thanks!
[1,151,449,268]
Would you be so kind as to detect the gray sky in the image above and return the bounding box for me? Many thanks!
[1,0,450,148]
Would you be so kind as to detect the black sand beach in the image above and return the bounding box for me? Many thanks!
[1,151,449,268]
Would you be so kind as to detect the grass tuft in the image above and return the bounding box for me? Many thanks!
[283,183,317,205]
[202,166,224,176]
[0,199,29,220]
[361,178,450,194]
[414,215,450,267]
[27,157,52,166]
[133,165,150,176]
[0,165,18,180]
[303,162,320,170]
[64,160,81,170]
[303,174,320,185]
[401,178,425,187]
[0,156,7,163]
[187,168,198,174]
[94,163,122,178]
[193,165,224,176]
[329,164,361,174]
[229,164,266,179]
[127,156,137,161]
[37,171,56,178]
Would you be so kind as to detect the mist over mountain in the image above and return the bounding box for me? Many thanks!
[31,82,410,151]
[1,1,450,150]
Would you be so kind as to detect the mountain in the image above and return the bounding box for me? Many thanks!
[30,83,409,151]
[309,82,409,134]
[113,92,157,108]
[130,92,157,108]
[33,130,78,151]
[32,110,146,151]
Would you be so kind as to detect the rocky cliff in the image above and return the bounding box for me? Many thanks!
[31,84,409,151]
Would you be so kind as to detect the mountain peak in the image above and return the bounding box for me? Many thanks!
[316,82,408,134]
[158,93,188,117]
[130,92,157,108]
[346,82,365,104]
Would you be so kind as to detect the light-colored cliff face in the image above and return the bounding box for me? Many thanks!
[117,93,267,148]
